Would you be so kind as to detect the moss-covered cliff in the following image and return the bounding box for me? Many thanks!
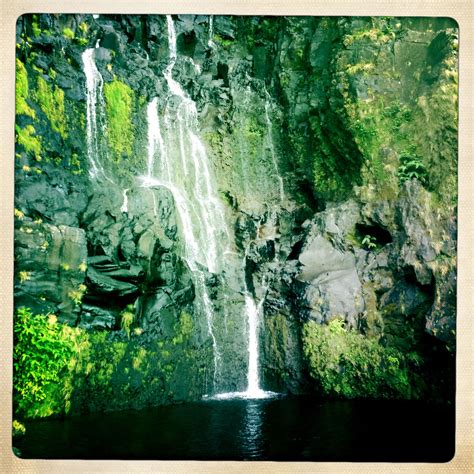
[14,14,457,421]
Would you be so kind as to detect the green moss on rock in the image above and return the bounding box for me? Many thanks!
[104,79,134,164]
[15,59,35,118]
[34,76,67,138]
[302,318,425,399]
[15,124,41,157]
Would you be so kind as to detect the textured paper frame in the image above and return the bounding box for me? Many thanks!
[1,1,472,472]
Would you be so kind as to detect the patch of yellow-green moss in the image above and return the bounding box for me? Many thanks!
[15,124,41,157]
[103,79,134,163]
[62,27,75,40]
[302,318,425,399]
[34,76,67,138]
[171,311,193,345]
[16,59,35,118]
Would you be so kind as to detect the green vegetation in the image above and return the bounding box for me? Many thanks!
[15,59,35,118]
[212,33,233,48]
[120,305,135,338]
[12,419,26,437]
[361,234,377,250]
[15,124,41,157]
[70,153,83,175]
[78,22,88,34]
[398,153,429,185]
[34,76,67,138]
[62,27,75,40]
[171,312,193,345]
[302,318,425,399]
[32,19,41,38]
[241,116,263,159]
[67,284,87,305]
[103,79,134,163]
[310,115,364,202]
[13,304,208,419]
[13,307,85,418]
[18,271,31,283]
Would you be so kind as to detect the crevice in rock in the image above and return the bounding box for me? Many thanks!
[355,222,393,247]
[216,62,229,87]
[288,239,304,260]
[177,30,197,57]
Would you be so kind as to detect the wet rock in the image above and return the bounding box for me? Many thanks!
[15,222,87,322]
[87,267,138,296]
[296,201,364,327]
[16,174,88,227]
[79,304,117,329]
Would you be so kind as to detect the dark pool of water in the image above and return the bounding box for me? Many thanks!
[14,396,454,461]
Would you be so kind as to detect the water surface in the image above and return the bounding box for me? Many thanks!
[14,396,454,461]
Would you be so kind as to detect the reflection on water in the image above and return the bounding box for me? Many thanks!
[14,396,454,461]
[240,400,264,459]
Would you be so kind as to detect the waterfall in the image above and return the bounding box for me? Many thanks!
[142,15,231,389]
[243,267,268,398]
[264,93,285,202]
[82,48,112,183]
[120,188,129,213]
[213,258,271,400]
[208,16,215,48]
[142,15,275,399]
[146,98,167,181]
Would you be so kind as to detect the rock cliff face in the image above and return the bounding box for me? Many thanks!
[14,14,457,418]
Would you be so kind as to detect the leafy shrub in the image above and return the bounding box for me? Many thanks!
[212,33,233,48]
[398,154,428,185]
[302,318,424,399]
[32,20,41,38]
[120,305,135,338]
[12,419,26,437]
[78,22,88,34]
[13,307,85,418]
[361,234,377,250]
[67,284,87,305]
[76,37,88,46]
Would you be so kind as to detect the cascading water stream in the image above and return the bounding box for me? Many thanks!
[120,188,129,213]
[208,15,215,48]
[264,92,285,202]
[82,47,114,184]
[141,15,233,389]
[142,15,275,399]
[243,263,269,398]
[146,98,167,181]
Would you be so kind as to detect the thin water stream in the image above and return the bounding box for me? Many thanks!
[82,48,112,182]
